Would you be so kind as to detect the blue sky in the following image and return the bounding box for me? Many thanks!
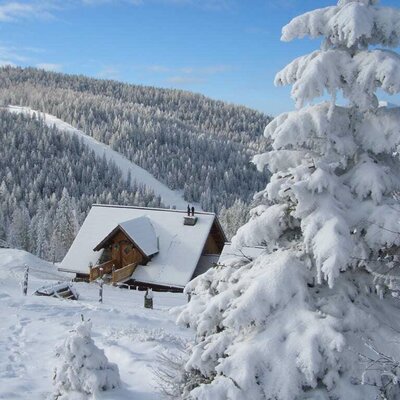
[0,0,399,116]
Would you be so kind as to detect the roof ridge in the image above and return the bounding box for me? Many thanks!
[92,203,216,216]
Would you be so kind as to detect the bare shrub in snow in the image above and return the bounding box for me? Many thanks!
[153,345,188,399]
[361,341,400,400]
[177,1,400,399]
[53,319,120,399]
[153,339,209,399]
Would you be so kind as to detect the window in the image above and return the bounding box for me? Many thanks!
[124,244,133,255]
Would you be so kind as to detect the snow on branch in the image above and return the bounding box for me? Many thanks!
[357,106,400,154]
[232,204,289,248]
[275,50,352,107]
[282,1,400,49]
[344,154,399,204]
[276,49,400,109]
[264,103,356,165]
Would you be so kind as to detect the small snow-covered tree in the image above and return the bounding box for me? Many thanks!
[177,1,400,399]
[53,319,120,399]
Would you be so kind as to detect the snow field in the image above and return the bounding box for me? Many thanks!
[0,249,190,400]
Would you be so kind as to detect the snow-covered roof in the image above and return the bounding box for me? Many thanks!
[94,216,159,257]
[61,205,222,288]
[218,243,266,265]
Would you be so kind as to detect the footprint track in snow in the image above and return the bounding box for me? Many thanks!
[1,316,31,379]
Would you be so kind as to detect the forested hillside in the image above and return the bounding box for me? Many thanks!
[0,66,271,212]
[0,111,162,261]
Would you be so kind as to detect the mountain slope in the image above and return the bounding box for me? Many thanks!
[0,110,163,261]
[6,105,189,210]
[0,66,271,212]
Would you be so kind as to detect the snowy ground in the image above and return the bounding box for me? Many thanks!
[0,249,191,399]
[5,105,194,210]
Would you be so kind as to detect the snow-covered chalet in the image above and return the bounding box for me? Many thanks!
[59,204,226,292]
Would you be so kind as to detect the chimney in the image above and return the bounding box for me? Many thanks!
[184,205,198,226]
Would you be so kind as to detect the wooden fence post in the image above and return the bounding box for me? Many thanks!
[144,288,153,309]
[23,264,29,296]
[112,264,116,286]
[99,267,104,303]
[89,262,93,281]
[99,280,103,303]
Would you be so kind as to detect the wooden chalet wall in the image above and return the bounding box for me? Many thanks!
[103,230,146,269]
[202,220,225,255]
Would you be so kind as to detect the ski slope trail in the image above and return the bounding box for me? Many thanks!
[6,105,193,210]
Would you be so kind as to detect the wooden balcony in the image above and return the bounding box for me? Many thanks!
[90,260,137,284]
[89,259,118,281]
[111,263,138,284]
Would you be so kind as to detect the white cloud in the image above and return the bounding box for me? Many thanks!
[0,45,28,62]
[0,1,56,22]
[0,44,53,68]
[36,62,62,71]
[0,0,232,23]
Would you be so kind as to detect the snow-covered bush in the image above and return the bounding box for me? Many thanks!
[53,319,121,399]
[176,1,400,399]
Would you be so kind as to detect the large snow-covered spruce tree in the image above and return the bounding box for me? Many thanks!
[177,1,400,399]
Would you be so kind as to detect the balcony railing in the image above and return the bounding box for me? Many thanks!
[112,263,137,284]
[89,259,118,281]
[90,260,137,284]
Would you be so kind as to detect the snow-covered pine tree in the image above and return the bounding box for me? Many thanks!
[51,188,78,262]
[177,1,400,399]
[218,199,251,240]
[8,205,30,250]
[0,208,6,241]
[53,319,121,399]
[32,201,49,258]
